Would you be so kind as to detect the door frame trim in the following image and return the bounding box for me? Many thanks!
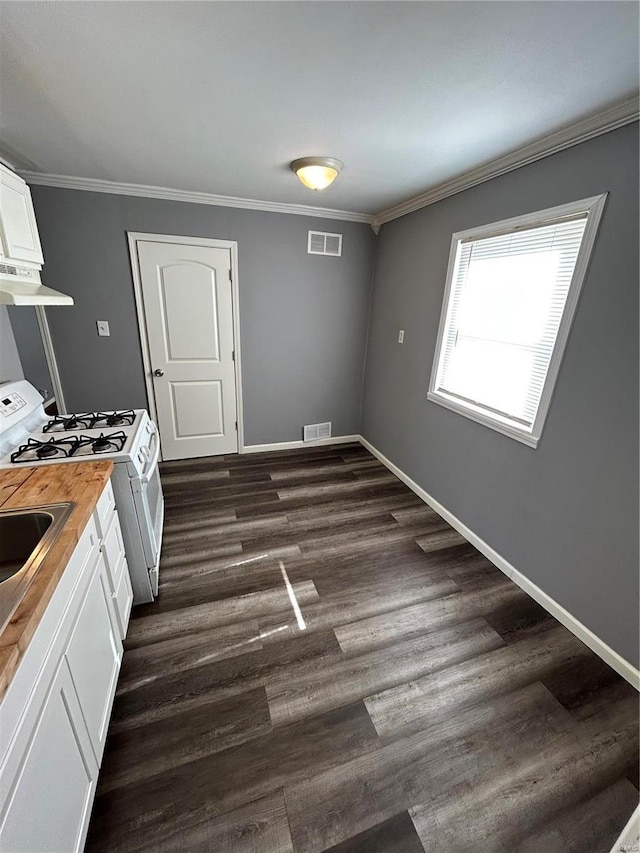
[34,306,67,412]
[126,232,244,458]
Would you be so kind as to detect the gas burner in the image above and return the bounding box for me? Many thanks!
[38,444,60,458]
[11,437,79,463]
[43,410,136,432]
[93,436,112,451]
[74,431,127,456]
[93,411,136,429]
[43,414,95,433]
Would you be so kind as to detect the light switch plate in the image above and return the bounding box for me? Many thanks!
[97,320,110,337]
[398,330,405,343]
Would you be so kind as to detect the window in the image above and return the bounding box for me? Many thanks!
[428,194,607,447]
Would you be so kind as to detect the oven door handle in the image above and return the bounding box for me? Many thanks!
[141,435,160,483]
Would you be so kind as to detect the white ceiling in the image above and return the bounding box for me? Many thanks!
[0,1,638,216]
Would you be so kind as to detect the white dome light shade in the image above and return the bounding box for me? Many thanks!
[291,157,343,191]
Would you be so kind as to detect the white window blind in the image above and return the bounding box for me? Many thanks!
[428,194,606,447]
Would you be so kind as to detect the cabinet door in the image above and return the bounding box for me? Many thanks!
[65,554,122,765]
[101,511,126,593]
[0,659,98,853]
[112,555,133,640]
[0,167,44,266]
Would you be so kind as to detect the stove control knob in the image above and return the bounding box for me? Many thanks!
[153,369,165,377]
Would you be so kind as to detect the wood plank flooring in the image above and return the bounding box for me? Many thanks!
[86,443,639,853]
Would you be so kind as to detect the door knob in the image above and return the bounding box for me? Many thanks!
[153,369,165,377]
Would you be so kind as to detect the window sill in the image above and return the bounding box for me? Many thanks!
[426,390,540,448]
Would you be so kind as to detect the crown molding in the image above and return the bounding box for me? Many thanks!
[0,142,39,173]
[18,94,638,232]
[19,171,374,225]
[372,94,639,229]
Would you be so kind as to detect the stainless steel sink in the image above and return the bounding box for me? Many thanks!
[0,503,75,632]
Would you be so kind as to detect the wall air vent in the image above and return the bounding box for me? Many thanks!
[307,231,342,257]
[303,422,332,442]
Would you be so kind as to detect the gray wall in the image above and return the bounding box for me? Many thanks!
[6,307,53,402]
[27,125,639,665]
[361,123,639,667]
[0,305,24,382]
[30,187,375,444]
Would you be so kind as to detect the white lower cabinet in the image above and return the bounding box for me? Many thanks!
[65,554,121,766]
[0,660,97,853]
[112,556,133,640]
[99,503,133,640]
[0,478,132,853]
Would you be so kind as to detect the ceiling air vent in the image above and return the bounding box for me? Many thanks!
[308,231,342,257]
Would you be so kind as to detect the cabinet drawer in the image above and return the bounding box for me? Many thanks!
[112,558,133,640]
[101,512,126,593]
[95,479,116,539]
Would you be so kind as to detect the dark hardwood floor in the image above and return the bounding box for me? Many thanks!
[86,443,639,852]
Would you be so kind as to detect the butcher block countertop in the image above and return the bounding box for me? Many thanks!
[0,461,114,699]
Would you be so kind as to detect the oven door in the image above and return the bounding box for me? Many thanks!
[131,427,164,588]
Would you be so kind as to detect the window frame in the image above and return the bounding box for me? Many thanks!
[427,193,608,448]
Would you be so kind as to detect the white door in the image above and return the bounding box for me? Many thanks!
[136,239,238,460]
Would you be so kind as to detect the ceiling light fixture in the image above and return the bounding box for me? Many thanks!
[291,157,343,191]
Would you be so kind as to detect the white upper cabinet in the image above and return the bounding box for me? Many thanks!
[0,164,44,268]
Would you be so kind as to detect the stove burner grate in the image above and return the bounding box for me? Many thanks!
[43,414,95,433]
[11,430,128,463]
[44,410,136,432]
[11,437,79,463]
[99,411,136,428]
[74,431,128,456]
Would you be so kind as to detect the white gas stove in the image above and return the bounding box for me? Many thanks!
[0,384,155,476]
[0,380,164,604]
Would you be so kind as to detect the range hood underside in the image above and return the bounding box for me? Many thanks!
[0,280,73,305]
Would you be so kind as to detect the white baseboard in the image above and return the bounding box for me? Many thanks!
[611,805,639,853]
[241,434,360,454]
[358,435,640,691]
